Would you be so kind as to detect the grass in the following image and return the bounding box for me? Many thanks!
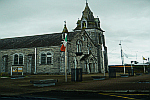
[1,72,9,77]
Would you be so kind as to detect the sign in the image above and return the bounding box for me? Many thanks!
[11,66,23,76]
[12,68,18,72]
[18,67,23,72]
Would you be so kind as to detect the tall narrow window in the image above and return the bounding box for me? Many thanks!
[82,21,86,28]
[41,53,46,64]
[14,54,18,65]
[47,53,52,64]
[77,40,82,52]
[19,54,23,65]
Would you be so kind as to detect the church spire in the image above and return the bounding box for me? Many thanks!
[74,1,101,31]
[82,1,94,21]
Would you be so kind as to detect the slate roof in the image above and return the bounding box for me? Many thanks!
[0,32,75,50]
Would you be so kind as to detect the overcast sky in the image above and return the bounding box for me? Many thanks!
[0,0,150,65]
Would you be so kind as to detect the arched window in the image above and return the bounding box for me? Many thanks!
[47,53,52,64]
[14,54,18,65]
[13,53,24,65]
[40,52,53,65]
[82,21,86,28]
[19,54,23,65]
[41,53,46,64]
[88,43,92,54]
[77,40,82,52]
[2,55,8,72]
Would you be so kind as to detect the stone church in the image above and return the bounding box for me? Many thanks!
[0,2,108,75]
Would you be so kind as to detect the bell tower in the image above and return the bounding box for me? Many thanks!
[74,1,108,73]
[74,1,104,45]
[74,1,101,30]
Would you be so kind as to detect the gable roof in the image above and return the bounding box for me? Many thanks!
[0,32,75,50]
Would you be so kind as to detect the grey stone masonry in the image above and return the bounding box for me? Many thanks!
[0,46,61,75]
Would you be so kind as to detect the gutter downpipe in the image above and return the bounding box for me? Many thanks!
[102,50,105,76]
[103,51,105,76]
[35,48,37,74]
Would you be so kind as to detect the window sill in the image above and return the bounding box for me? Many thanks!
[12,65,24,66]
[40,64,53,65]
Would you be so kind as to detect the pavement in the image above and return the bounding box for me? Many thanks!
[0,73,150,97]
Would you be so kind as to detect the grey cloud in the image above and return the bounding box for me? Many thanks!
[0,0,150,65]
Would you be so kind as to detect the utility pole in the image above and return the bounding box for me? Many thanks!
[119,41,124,65]
[119,40,125,74]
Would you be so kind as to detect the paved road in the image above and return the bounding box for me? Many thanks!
[1,91,150,100]
[0,73,150,99]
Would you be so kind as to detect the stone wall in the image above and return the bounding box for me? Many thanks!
[36,46,60,74]
[68,31,99,73]
[0,46,61,75]
[0,30,107,75]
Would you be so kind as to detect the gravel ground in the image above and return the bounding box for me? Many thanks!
[0,73,150,96]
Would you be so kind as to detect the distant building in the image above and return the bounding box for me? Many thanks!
[109,63,150,73]
[0,2,108,75]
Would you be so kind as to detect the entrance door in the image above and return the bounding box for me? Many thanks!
[1,57,6,72]
[27,56,32,74]
[85,63,88,72]
[93,63,95,73]
[89,63,92,73]
[1,56,8,72]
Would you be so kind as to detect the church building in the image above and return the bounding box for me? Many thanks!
[0,2,108,75]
